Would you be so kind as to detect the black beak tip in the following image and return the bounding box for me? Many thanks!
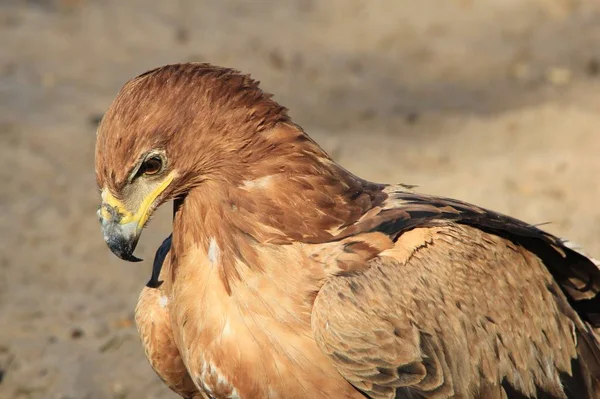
[121,253,144,263]
[105,236,143,263]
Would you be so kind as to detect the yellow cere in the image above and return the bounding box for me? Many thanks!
[101,172,175,228]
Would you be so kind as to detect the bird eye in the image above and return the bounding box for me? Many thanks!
[140,156,163,176]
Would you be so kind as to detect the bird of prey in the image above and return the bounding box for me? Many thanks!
[95,63,600,399]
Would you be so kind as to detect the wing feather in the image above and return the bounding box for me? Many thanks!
[313,189,600,399]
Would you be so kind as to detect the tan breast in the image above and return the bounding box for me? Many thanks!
[135,261,202,398]
[168,241,363,399]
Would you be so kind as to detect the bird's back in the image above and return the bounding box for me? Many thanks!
[312,188,600,398]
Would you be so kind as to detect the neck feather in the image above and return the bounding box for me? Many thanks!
[170,131,387,292]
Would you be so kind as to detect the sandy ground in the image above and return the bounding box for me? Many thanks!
[1,0,599,398]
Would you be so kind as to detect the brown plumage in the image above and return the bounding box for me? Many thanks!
[95,63,600,398]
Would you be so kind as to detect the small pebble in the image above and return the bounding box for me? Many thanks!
[405,112,420,125]
[175,27,190,44]
[70,328,84,340]
[545,67,571,85]
[268,50,285,70]
[586,59,599,77]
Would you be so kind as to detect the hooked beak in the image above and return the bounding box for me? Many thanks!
[97,173,175,262]
[98,202,143,262]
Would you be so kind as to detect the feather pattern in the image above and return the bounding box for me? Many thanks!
[136,235,206,399]
[94,63,600,399]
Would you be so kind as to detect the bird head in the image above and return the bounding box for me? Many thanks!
[94,63,292,262]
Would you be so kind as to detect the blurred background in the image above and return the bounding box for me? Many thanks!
[1,0,599,398]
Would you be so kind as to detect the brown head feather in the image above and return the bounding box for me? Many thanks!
[96,63,292,192]
[95,63,386,290]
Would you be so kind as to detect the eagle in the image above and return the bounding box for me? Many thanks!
[95,63,600,399]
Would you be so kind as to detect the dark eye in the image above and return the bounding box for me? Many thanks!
[140,156,163,176]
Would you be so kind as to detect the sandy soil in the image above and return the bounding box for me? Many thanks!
[1,0,599,398]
